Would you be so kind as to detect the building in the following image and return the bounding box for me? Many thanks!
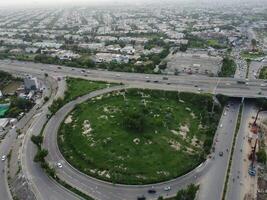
[24,76,39,91]
[0,118,9,132]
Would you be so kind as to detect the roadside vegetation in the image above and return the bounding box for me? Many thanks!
[259,66,267,79]
[218,57,236,77]
[58,89,226,184]
[4,97,34,118]
[48,78,117,114]
[241,51,265,60]
[160,184,199,200]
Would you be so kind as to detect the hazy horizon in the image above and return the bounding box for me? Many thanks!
[1,0,267,8]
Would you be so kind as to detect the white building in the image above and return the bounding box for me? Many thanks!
[24,76,39,91]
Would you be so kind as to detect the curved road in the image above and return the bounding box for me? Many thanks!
[43,84,241,200]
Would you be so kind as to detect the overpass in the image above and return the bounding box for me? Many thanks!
[0,60,266,99]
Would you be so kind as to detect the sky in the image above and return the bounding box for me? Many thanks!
[0,0,264,8]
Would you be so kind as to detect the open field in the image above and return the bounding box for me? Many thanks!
[58,89,224,184]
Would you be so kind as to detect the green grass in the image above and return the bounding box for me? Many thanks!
[241,51,265,60]
[259,66,267,79]
[64,78,117,102]
[218,57,236,77]
[49,78,118,114]
[58,89,224,184]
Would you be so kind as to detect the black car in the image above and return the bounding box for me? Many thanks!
[148,189,156,194]
[137,196,146,200]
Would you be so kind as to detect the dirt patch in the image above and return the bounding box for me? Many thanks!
[64,115,73,124]
[82,120,92,136]
[168,139,181,151]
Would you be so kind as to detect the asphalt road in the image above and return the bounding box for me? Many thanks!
[0,60,267,98]
[226,101,256,200]
[197,100,241,200]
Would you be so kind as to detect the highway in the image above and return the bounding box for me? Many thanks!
[0,60,267,98]
[226,101,257,200]
[195,100,241,200]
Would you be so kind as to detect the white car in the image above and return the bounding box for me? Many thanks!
[219,124,223,128]
[1,155,6,161]
[116,74,121,77]
[164,186,171,191]
[57,162,63,168]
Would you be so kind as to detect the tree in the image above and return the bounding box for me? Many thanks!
[180,44,188,52]
[34,149,48,162]
[251,39,257,51]
[175,184,199,200]
[31,135,43,147]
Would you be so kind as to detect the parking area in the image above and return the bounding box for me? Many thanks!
[166,51,222,76]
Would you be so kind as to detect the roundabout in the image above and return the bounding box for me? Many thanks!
[58,88,222,185]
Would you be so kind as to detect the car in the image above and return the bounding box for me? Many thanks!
[164,186,171,191]
[194,85,198,87]
[162,77,168,80]
[223,112,227,116]
[260,84,266,87]
[137,196,146,200]
[153,80,159,83]
[219,152,223,157]
[219,124,223,128]
[167,82,171,85]
[116,74,121,77]
[1,155,6,161]
[198,88,203,91]
[148,189,156,194]
[146,80,150,82]
[57,67,62,69]
[57,162,63,168]
[258,91,262,95]
[145,76,149,79]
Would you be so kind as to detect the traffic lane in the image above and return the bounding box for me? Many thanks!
[2,60,267,86]
[227,102,256,200]
[198,101,240,200]
[0,130,16,200]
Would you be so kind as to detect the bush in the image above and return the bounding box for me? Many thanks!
[31,135,43,147]
[257,149,267,164]
[175,184,199,200]
[34,149,48,162]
